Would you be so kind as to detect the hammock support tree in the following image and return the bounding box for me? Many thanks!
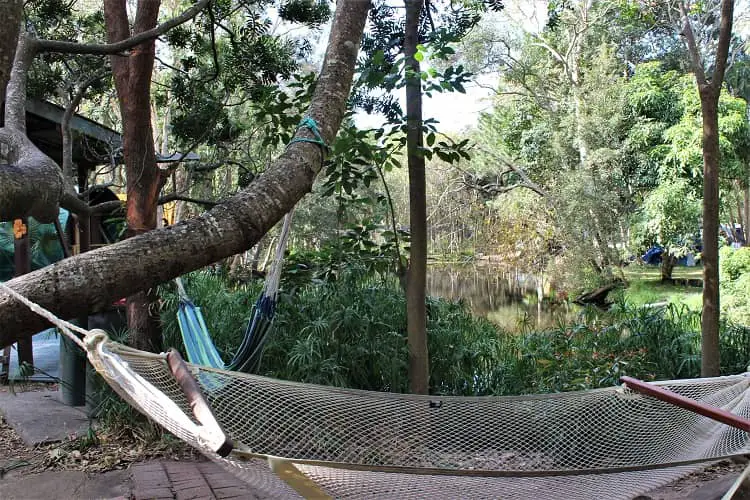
[3,281,750,499]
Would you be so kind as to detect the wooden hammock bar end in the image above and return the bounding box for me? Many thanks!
[166,348,234,456]
[621,376,750,433]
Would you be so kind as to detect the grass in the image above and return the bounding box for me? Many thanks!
[622,264,703,310]
[623,264,703,281]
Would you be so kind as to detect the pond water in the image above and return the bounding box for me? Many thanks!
[426,265,580,333]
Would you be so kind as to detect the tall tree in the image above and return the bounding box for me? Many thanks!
[404,0,429,394]
[353,0,488,393]
[104,0,164,352]
[0,0,372,347]
[0,0,211,224]
[678,0,735,376]
[0,1,23,107]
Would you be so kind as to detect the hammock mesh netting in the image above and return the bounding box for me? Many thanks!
[90,339,750,500]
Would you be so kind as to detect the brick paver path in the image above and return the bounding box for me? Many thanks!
[131,460,266,500]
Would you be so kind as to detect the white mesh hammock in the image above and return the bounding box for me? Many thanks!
[3,283,750,500]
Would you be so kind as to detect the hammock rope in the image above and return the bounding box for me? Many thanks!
[1,280,750,499]
[0,284,87,349]
[176,209,294,373]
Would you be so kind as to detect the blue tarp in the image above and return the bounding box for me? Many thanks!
[641,246,663,265]
[0,209,70,281]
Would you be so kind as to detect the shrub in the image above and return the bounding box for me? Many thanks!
[158,272,748,397]
[720,323,750,374]
[720,245,750,281]
[719,246,750,325]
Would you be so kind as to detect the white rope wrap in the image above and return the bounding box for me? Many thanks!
[263,209,294,300]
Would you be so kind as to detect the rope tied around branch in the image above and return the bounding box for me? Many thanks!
[287,117,329,154]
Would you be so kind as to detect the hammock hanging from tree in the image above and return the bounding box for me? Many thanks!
[2,283,750,500]
[175,210,293,373]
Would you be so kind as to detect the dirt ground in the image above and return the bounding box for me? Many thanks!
[638,460,750,499]
[0,382,198,481]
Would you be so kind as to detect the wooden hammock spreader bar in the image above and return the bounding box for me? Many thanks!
[166,348,234,456]
[621,376,750,432]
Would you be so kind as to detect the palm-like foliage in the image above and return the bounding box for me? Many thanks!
[159,270,750,396]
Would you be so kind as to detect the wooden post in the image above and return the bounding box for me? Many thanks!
[1,346,9,383]
[13,218,33,368]
[60,165,89,406]
[53,217,71,258]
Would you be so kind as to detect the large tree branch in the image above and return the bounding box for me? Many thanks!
[0,4,23,105]
[59,194,124,217]
[5,31,35,132]
[0,129,65,223]
[530,40,570,78]
[466,148,550,199]
[711,0,735,91]
[0,0,371,347]
[35,0,211,55]
[158,193,217,208]
[679,1,708,85]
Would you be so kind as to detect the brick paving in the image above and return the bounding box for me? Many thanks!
[131,460,266,500]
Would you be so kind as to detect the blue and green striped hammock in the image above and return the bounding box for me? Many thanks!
[175,211,292,373]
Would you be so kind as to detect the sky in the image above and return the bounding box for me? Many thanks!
[350,2,548,133]
[353,75,497,133]
[288,0,750,135]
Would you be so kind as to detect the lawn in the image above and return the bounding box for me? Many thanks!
[621,264,703,310]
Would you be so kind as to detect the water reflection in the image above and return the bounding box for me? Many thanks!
[426,265,578,333]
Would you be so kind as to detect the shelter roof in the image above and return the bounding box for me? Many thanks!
[24,99,199,171]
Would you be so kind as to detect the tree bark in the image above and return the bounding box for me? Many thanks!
[104,0,165,351]
[699,90,721,376]
[0,1,23,107]
[660,252,676,282]
[679,0,734,377]
[0,0,371,348]
[404,0,430,395]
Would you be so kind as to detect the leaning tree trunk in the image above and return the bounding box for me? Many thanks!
[0,0,371,348]
[404,0,430,395]
[105,0,164,352]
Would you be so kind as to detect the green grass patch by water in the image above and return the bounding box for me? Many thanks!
[622,265,702,310]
